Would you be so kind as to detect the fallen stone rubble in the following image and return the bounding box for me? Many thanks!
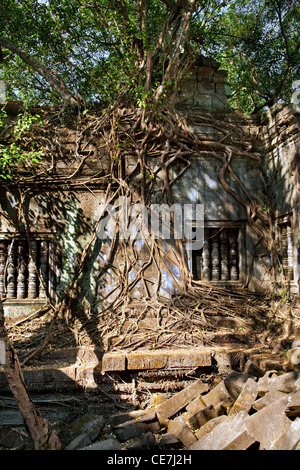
[60,362,300,451]
[2,361,300,450]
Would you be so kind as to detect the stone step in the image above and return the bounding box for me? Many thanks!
[102,348,213,372]
[14,345,249,370]
[0,345,263,393]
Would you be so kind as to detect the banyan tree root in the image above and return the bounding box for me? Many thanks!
[6,282,274,364]
[1,105,286,362]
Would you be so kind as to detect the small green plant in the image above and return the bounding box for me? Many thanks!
[0,107,44,180]
[281,288,292,303]
[263,204,269,213]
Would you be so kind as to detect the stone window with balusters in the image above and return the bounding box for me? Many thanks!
[191,227,240,282]
[276,218,294,281]
[0,236,55,301]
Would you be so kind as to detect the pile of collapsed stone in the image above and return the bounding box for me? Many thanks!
[1,361,300,450]
[59,363,300,451]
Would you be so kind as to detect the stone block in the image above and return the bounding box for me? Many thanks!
[167,416,197,448]
[65,433,92,450]
[214,348,237,375]
[135,410,157,423]
[3,300,48,321]
[202,380,231,407]
[82,415,106,441]
[215,83,227,96]
[189,411,255,450]
[246,395,292,450]
[23,366,77,391]
[213,94,227,110]
[243,359,265,378]
[157,433,180,447]
[106,410,148,428]
[123,432,156,450]
[81,438,121,450]
[213,351,232,374]
[127,352,167,370]
[114,419,160,442]
[60,413,105,445]
[156,379,209,424]
[185,396,207,417]
[0,427,28,449]
[257,371,300,394]
[286,348,300,369]
[196,74,214,83]
[228,378,258,417]
[167,350,212,369]
[197,66,215,76]
[126,349,211,371]
[0,340,5,365]
[195,415,228,440]
[224,371,254,399]
[102,353,126,371]
[197,82,215,94]
[270,418,300,450]
[188,404,219,430]
[0,409,28,427]
[285,389,300,417]
[252,390,286,411]
[194,94,212,109]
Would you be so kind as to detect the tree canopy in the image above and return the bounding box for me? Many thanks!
[0,0,299,115]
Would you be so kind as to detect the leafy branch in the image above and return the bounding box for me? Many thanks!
[0,107,44,179]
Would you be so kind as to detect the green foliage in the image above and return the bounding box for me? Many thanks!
[197,0,300,113]
[0,0,299,113]
[0,108,44,179]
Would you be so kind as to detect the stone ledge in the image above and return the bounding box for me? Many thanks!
[102,348,212,372]
[0,345,285,394]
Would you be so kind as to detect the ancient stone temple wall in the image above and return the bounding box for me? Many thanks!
[0,188,108,319]
[261,104,300,295]
[175,56,231,112]
[0,62,299,321]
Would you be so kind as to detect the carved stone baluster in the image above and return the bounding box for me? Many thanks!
[7,241,16,298]
[17,241,27,299]
[48,241,56,302]
[286,224,293,280]
[229,230,238,281]
[211,230,220,281]
[39,240,48,298]
[28,240,38,299]
[281,224,288,276]
[0,241,7,298]
[201,233,210,281]
[220,229,229,281]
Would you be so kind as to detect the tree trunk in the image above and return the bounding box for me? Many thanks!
[0,300,61,450]
[152,0,199,106]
